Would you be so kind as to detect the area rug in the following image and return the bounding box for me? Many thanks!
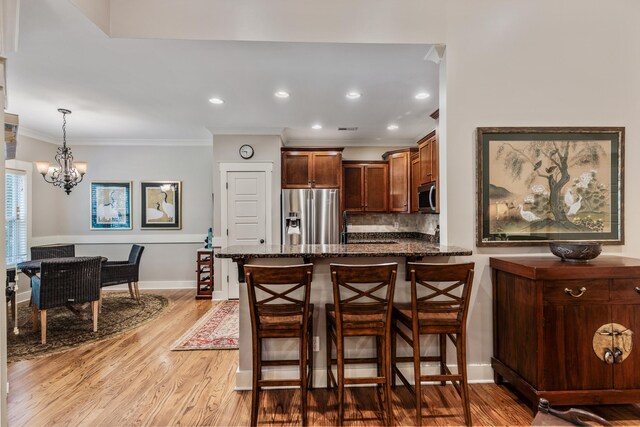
[8,292,169,363]
[171,300,239,350]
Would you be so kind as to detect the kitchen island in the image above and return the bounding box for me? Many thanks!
[216,238,472,389]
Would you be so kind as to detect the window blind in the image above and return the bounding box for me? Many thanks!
[6,169,27,266]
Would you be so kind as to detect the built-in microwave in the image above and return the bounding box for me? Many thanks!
[418,182,437,213]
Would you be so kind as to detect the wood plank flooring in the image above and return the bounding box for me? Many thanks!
[7,290,640,426]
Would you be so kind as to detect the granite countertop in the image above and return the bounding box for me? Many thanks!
[216,238,472,259]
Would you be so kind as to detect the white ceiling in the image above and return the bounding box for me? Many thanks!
[6,0,439,144]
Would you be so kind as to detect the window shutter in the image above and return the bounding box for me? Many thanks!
[5,170,27,266]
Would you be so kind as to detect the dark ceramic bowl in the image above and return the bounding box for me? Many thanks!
[549,241,602,262]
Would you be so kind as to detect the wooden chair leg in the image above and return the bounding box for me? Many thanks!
[412,328,423,425]
[40,310,47,345]
[134,282,141,303]
[440,333,447,386]
[326,320,333,390]
[308,316,314,390]
[300,330,308,426]
[383,334,394,427]
[391,320,397,387]
[92,301,99,332]
[337,335,345,426]
[251,339,261,426]
[457,332,472,426]
[127,282,135,299]
[32,305,38,332]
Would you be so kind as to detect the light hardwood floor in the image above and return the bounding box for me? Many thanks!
[7,290,640,426]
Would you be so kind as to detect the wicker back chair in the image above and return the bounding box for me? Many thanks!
[30,244,75,260]
[31,256,102,344]
[100,245,145,303]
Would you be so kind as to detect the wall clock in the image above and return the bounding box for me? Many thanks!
[239,144,254,159]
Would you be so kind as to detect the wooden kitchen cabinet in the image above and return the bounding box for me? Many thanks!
[342,161,388,213]
[410,153,420,213]
[281,147,343,189]
[418,131,436,185]
[383,148,417,213]
[491,256,640,408]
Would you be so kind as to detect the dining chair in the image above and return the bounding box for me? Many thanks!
[31,256,102,344]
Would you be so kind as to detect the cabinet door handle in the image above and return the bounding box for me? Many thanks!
[603,348,615,364]
[635,286,640,294]
[564,287,587,298]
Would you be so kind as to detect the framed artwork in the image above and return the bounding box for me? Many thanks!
[477,127,624,246]
[90,181,132,230]
[141,181,182,229]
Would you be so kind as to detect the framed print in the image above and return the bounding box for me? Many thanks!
[141,181,182,229]
[90,181,132,230]
[477,127,624,246]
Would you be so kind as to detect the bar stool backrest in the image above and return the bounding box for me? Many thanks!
[330,263,398,325]
[408,262,475,324]
[244,264,314,329]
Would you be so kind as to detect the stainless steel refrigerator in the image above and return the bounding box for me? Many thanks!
[282,189,340,245]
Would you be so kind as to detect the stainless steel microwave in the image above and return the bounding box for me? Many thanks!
[418,182,437,213]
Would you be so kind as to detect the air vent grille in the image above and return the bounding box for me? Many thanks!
[338,127,358,131]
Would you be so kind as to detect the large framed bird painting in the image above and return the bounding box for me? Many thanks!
[90,181,132,230]
[476,127,624,246]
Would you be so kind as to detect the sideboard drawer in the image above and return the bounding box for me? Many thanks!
[611,279,640,301]
[544,280,609,302]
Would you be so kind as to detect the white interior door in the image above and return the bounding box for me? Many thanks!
[226,171,267,299]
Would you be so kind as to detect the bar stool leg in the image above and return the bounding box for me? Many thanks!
[412,328,423,425]
[326,320,333,390]
[376,336,384,409]
[382,334,393,426]
[457,332,472,426]
[308,316,314,390]
[337,335,345,425]
[391,319,397,387]
[300,330,308,426]
[440,333,447,386]
[251,341,262,426]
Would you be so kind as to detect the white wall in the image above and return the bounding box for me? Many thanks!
[15,138,214,289]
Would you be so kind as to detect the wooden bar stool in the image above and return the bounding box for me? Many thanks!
[325,263,398,425]
[244,264,315,426]
[391,262,475,426]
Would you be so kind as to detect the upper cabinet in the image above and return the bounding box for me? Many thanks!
[418,131,436,185]
[382,148,417,213]
[410,152,420,213]
[282,148,344,188]
[342,161,388,213]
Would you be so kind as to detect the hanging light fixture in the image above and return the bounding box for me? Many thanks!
[34,109,88,195]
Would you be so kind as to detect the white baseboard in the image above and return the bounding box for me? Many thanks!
[30,235,225,246]
[235,363,494,390]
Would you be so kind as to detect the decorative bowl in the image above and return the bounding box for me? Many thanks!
[549,241,602,262]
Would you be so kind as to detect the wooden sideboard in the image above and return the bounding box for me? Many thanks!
[491,256,640,408]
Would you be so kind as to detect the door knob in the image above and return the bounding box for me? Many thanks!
[603,348,615,364]
[260,239,265,244]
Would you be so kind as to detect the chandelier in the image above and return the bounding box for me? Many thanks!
[34,109,87,195]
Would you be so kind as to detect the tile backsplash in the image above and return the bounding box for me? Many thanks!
[347,213,439,237]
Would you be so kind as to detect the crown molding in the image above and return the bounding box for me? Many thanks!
[284,138,417,147]
[18,127,59,144]
[18,128,212,147]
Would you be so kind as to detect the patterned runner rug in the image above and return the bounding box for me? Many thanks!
[171,300,239,350]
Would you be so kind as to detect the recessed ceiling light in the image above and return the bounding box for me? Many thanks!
[274,91,290,98]
[415,92,430,100]
[387,124,399,130]
[209,97,225,105]
[346,92,361,100]
[311,124,322,130]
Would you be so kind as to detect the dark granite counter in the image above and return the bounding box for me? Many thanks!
[216,239,471,259]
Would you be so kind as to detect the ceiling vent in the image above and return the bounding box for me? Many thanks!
[338,127,358,131]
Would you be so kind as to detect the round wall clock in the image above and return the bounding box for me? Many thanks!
[239,144,254,159]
